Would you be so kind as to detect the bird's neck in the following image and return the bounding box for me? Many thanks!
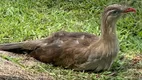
[100,19,118,42]
[88,17,119,54]
[98,19,119,51]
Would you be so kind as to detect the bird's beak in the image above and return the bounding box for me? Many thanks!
[123,8,136,13]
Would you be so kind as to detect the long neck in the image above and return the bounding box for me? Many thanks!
[88,13,119,52]
[100,14,118,41]
[87,14,119,58]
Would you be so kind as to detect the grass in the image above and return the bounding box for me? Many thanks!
[0,0,142,80]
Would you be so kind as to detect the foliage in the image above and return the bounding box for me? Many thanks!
[0,0,141,80]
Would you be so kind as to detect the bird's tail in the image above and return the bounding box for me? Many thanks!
[0,39,46,54]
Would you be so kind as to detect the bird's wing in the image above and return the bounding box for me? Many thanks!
[29,31,99,68]
[0,31,98,55]
[43,31,98,45]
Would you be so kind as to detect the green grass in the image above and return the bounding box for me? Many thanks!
[0,0,142,80]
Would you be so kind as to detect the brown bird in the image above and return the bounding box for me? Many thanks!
[0,4,136,72]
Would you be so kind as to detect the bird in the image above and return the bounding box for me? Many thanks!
[0,4,136,72]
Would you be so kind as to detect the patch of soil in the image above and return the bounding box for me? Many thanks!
[0,51,53,80]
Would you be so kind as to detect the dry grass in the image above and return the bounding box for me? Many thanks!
[0,51,53,80]
[0,0,141,80]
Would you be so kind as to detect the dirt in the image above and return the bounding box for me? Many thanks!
[0,51,53,80]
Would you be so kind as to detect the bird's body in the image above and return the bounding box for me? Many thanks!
[0,4,136,71]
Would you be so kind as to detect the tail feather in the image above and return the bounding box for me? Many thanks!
[0,42,23,50]
[0,42,32,54]
[0,39,46,54]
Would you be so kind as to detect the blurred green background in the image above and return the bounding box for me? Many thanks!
[0,0,141,80]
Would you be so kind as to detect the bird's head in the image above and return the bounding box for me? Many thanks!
[102,4,136,24]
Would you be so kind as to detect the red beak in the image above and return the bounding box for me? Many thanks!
[123,8,136,13]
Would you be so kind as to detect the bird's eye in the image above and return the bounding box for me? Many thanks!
[112,10,119,15]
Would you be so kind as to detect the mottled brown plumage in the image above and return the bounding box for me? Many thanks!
[0,4,136,71]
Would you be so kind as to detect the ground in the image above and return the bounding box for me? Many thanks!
[0,51,141,80]
[0,0,142,80]
[0,51,53,80]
